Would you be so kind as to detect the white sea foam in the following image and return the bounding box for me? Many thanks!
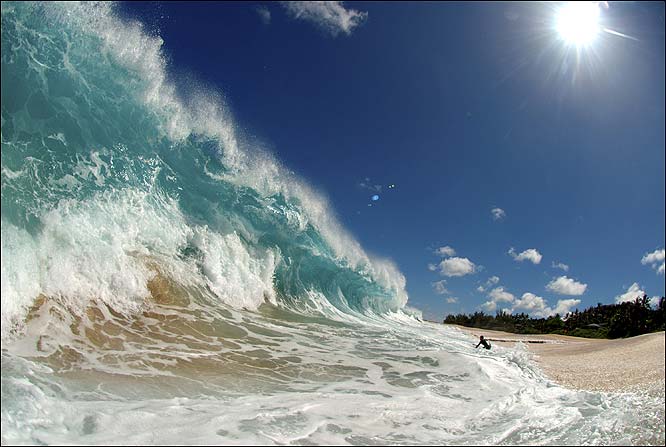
[2,320,663,445]
[0,187,278,341]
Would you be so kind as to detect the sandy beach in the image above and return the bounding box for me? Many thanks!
[448,325,665,395]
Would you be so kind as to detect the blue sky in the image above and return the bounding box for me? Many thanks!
[119,2,665,321]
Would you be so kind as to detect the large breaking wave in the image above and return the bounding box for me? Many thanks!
[1,1,410,342]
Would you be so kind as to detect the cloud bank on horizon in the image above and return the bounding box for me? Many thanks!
[481,285,580,318]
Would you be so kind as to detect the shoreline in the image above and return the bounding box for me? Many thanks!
[446,324,665,395]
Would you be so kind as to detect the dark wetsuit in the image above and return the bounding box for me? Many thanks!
[476,339,491,350]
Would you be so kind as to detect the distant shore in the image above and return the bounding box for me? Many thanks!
[447,324,665,395]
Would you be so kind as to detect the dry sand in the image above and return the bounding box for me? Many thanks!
[448,325,665,395]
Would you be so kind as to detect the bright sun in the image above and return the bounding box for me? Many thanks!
[555,2,601,47]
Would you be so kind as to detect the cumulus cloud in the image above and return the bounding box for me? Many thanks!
[552,299,581,316]
[281,1,368,36]
[488,287,515,303]
[641,248,665,275]
[432,280,458,304]
[256,6,271,24]
[491,207,506,221]
[432,280,449,295]
[511,293,550,318]
[552,261,569,272]
[436,257,477,277]
[615,282,646,304]
[642,248,665,265]
[511,294,581,318]
[508,247,543,264]
[435,245,456,257]
[480,281,581,317]
[478,286,515,314]
[481,300,497,313]
[546,276,587,296]
[477,275,500,293]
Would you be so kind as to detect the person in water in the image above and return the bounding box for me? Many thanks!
[475,335,491,350]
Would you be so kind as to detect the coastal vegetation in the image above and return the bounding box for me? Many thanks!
[444,295,666,339]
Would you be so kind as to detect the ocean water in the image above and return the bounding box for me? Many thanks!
[1,2,664,445]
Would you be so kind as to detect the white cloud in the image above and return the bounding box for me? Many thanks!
[508,247,543,264]
[437,257,477,277]
[491,207,506,221]
[432,280,458,304]
[432,280,449,295]
[427,263,437,272]
[504,292,581,318]
[477,276,500,293]
[552,261,569,272]
[488,287,515,303]
[641,248,665,275]
[512,293,550,318]
[552,299,581,316]
[641,248,665,265]
[546,276,587,296]
[435,245,456,257]
[256,6,271,24]
[481,300,497,312]
[479,286,515,314]
[281,1,368,36]
[481,285,580,318]
[615,282,646,304]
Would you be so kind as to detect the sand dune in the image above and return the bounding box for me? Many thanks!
[449,325,665,395]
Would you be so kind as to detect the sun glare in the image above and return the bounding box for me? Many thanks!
[555,2,601,47]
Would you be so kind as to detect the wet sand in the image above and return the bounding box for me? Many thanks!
[448,325,665,395]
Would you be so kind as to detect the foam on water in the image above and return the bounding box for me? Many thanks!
[1,2,664,445]
[2,311,664,445]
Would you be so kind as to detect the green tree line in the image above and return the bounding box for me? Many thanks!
[443,295,666,339]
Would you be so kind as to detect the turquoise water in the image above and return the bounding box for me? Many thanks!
[1,3,664,445]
